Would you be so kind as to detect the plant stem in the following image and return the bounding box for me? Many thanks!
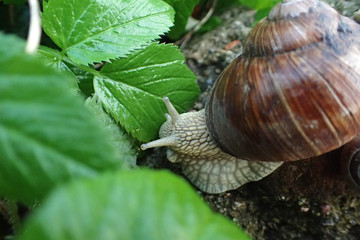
[62,57,101,77]
[26,0,42,53]
[177,0,217,49]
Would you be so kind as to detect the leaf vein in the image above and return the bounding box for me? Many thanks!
[65,10,171,52]
[0,124,98,175]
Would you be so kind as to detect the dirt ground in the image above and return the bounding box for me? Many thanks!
[145,1,360,239]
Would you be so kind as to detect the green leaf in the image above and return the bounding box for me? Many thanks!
[163,0,200,40]
[37,46,72,75]
[198,16,222,34]
[17,170,250,240]
[37,46,80,90]
[85,97,137,168]
[238,0,279,10]
[0,35,122,204]
[94,43,200,142]
[69,65,95,97]
[254,8,273,22]
[0,32,25,60]
[238,0,280,23]
[42,0,175,65]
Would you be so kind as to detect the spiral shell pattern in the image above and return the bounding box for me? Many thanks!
[207,0,360,162]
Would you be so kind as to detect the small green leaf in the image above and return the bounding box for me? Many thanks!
[37,46,70,73]
[198,16,222,34]
[42,0,175,65]
[37,46,80,90]
[17,170,250,240]
[69,65,95,97]
[238,0,280,23]
[163,0,200,40]
[0,35,122,203]
[85,97,137,168]
[254,8,273,22]
[238,0,279,10]
[94,43,200,142]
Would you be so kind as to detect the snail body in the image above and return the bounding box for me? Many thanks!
[141,0,360,193]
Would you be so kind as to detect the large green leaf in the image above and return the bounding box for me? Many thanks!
[0,32,25,60]
[42,0,175,65]
[0,35,122,204]
[85,97,137,168]
[94,43,200,142]
[17,170,250,240]
[163,0,200,40]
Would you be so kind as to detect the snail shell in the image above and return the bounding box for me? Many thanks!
[207,0,360,162]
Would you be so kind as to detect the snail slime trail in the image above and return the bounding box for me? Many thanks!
[141,0,360,193]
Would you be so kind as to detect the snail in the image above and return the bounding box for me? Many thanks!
[141,0,360,193]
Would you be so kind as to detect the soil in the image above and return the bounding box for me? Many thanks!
[144,1,360,239]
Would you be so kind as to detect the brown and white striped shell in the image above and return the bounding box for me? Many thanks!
[206,0,360,162]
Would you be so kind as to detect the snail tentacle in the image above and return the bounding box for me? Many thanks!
[142,97,282,193]
[140,136,176,150]
[163,96,179,123]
